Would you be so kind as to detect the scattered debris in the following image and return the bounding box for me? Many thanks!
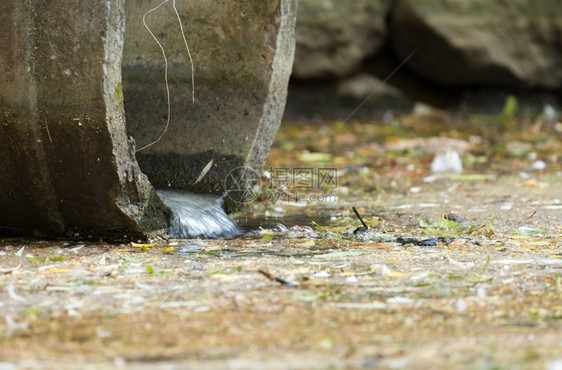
[0,263,21,274]
[0,117,561,368]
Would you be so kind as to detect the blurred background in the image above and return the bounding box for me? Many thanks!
[284,0,562,122]
[257,0,562,221]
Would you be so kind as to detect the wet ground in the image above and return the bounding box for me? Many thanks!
[1,112,561,369]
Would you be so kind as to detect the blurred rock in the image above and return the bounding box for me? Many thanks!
[293,0,393,78]
[506,141,533,156]
[385,137,475,155]
[289,0,562,117]
[337,73,404,99]
[543,104,558,125]
[411,102,449,121]
[391,0,562,88]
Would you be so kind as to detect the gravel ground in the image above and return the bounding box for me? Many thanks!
[1,118,561,369]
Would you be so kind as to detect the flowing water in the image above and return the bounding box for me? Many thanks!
[156,190,243,239]
[157,190,338,240]
[156,190,425,244]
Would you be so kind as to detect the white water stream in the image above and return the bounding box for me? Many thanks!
[156,190,242,239]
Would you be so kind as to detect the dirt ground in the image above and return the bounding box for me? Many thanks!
[1,115,561,369]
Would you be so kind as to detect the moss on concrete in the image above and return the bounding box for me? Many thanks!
[138,188,172,236]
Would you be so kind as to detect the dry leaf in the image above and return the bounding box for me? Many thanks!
[194,159,213,184]
[131,242,156,248]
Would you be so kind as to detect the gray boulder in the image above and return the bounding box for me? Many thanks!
[293,0,393,78]
[391,0,562,88]
[337,73,405,100]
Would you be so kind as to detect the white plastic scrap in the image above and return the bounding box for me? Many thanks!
[345,275,359,283]
[96,327,112,338]
[455,298,467,312]
[431,150,463,174]
[547,359,562,370]
[543,104,557,125]
[4,315,29,331]
[134,281,153,290]
[69,245,84,253]
[336,302,387,309]
[387,296,415,305]
[447,257,475,269]
[500,202,513,210]
[531,160,546,171]
[7,283,25,302]
[14,246,25,257]
[0,263,22,274]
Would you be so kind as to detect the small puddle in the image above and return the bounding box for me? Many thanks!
[236,214,333,233]
[157,190,337,240]
[156,191,435,245]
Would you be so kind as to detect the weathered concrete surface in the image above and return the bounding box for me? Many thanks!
[293,0,393,79]
[123,0,297,207]
[391,0,562,89]
[0,0,169,240]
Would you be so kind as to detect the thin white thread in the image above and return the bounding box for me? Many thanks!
[137,0,195,152]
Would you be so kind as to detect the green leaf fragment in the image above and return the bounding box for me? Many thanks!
[449,174,497,182]
[299,240,316,247]
[27,256,66,262]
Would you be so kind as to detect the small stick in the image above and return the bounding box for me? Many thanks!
[44,118,52,143]
[520,209,537,223]
[258,269,292,287]
[352,206,368,229]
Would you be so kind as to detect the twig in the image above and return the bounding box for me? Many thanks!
[520,209,537,223]
[352,206,368,229]
[258,269,293,287]
[44,118,52,143]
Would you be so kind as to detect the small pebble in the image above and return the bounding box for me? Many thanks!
[409,186,421,193]
[500,202,512,210]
